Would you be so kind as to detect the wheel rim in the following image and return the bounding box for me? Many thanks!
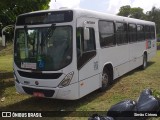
[102,73,109,88]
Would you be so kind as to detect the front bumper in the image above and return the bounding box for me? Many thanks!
[15,81,79,100]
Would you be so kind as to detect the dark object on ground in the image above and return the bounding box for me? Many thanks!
[88,114,114,120]
[88,89,160,120]
[137,89,160,112]
[107,100,136,120]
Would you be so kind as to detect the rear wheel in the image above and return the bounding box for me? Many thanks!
[100,68,111,92]
[141,54,147,70]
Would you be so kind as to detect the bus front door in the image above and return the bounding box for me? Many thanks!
[76,17,100,98]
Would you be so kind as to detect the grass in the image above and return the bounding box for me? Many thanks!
[0,55,13,72]
[0,44,160,120]
[0,42,13,57]
[0,43,13,84]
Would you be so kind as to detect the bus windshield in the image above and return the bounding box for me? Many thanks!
[14,26,72,71]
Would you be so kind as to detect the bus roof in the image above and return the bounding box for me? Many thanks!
[18,8,155,25]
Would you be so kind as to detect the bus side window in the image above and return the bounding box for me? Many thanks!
[137,25,145,41]
[145,25,151,40]
[76,27,96,69]
[129,23,137,43]
[83,28,96,52]
[99,20,115,47]
[150,26,155,39]
[116,22,128,45]
[76,27,96,57]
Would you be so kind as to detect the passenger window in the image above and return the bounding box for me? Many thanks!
[76,27,96,58]
[116,22,128,45]
[76,27,96,69]
[145,25,151,40]
[150,26,155,39]
[137,25,145,41]
[129,24,137,43]
[83,28,96,52]
[99,21,115,47]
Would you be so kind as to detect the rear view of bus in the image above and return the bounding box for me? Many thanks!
[14,10,80,100]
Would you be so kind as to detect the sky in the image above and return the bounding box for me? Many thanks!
[49,0,160,14]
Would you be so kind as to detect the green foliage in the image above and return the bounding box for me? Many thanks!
[0,0,50,25]
[117,6,145,19]
[0,0,51,40]
[157,42,160,47]
[146,7,160,34]
[130,7,145,19]
[117,5,131,17]
[152,89,160,100]
[157,34,160,38]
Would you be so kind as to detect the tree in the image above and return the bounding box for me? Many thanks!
[117,6,160,34]
[117,6,145,19]
[146,7,160,34]
[0,0,50,25]
[117,5,131,17]
[0,0,50,39]
[130,7,145,19]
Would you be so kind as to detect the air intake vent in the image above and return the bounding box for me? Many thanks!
[18,71,62,79]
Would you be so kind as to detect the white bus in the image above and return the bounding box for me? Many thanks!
[14,8,156,100]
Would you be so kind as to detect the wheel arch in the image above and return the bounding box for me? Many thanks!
[102,62,114,81]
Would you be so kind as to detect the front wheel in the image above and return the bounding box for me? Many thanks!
[100,69,111,92]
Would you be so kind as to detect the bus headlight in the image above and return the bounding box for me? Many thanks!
[58,72,74,88]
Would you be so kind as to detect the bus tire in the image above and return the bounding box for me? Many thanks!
[100,68,111,92]
[141,53,147,70]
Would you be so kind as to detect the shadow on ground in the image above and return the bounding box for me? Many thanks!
[0,46,6,51]
[0,72,14,98]
[0,71,13,79]
[0,89,105,111]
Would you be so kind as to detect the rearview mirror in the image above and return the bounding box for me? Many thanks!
[84,27,90,41]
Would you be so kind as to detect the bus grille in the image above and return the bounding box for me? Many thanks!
[22,86,55,97]
[18,71,62,79]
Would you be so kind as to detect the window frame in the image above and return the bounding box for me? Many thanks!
[115,22,128,45]
[145,25,151,40]
[128,23,137,43]
[137,24,145,42]
[150,25,156,40]
[98,20,116,48]
[76,27,97,70]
